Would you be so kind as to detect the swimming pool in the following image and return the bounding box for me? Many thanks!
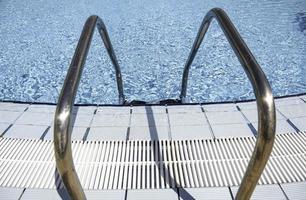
[0,0,305,104]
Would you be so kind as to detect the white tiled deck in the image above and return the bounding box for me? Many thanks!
[0,94,305,199]
[1,183,305,200]
[1,95,305,141]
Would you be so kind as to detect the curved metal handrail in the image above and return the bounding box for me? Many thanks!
[180,8,276,199]
[54,15,125,199]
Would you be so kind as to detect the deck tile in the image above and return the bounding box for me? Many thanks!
[202,103,238,112]
[131,113,168,127]
[4,124,48,139]
[44,126,87,140]
[91,113,130,127]
[171,125,212,140]
[231,185,287,199]
[132,106,166,114]
[167,105,202,113]
[127,189,178,200]
[129,126,168,140]
[274,96,305,106]
[289,117,306,131]
[71,113,94,127]
[300,95,306,102]
[0,123,11,135]
[0,110,23,124]
[87,126,128,140]
[85,189,126,200]
[0,103,29,112]
[252,119,297,134]
[179,187,232,200]
[206,111,246,124]
[27,104,56,113]
[20,188,126,200]
[97,106,131,115]
[15,112,53,126]
[210,123,254,138]
[236,101,257,110]
[73,106,96,115]
[168,113,207,126]
[21,188,69,200]
[241,109,285,122]
[281,182,306,200]
[277,104,306,118]
[0,187,24,200]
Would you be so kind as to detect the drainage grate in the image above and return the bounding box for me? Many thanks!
[0,132,306,190]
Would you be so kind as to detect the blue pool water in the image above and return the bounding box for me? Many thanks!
[0,0,305,104]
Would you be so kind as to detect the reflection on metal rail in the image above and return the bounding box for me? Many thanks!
[180,8,276,199]
[54,15,125,199]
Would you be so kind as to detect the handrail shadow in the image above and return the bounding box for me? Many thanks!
[145,106,195,200]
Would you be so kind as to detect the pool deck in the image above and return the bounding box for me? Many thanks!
[0,94,306,199]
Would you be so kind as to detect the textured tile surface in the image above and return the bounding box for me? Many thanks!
[179,187,232,200]
[21,188,70,200]
[131,113,168,127]
[0,110,23,124]
[277,104,306,118]
[15,112,53,126]
[0,123,11,135]
[231,185,287,199]
[0,187,24,200]
[91,114,130,127]
[0,100,305,143]
[87,126,128,140]
[274,97,305,106]
[85,190,126,200]
[171,125,212,139]
[281,182,306,200]
[71,113,94,127]
[206,111,246,124]
[19,188,126,200]
[4,124,48,139]
[27,104,56,113]
[0,103,28,112]
[132,106,166,114]
[211,123,254,138]
[73,106,96,115]
[236,101,257,110]
[127,189,178,200]
[129,126,169,140]
[44,126,87,140]
[252,120,297,134]
[289,117,306,131]
[202,104,238,112]
[169,113,207,126]
[241,109,285,122]
[97,106,131,115]
[167,105,202,113]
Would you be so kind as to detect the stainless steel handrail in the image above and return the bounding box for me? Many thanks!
[54,15,125,200]
[180,8,276,199]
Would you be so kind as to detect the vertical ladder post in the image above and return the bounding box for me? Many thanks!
[54,15,125,199]
[179,8,276,199]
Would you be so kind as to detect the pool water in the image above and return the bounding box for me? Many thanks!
[0,0,305,104]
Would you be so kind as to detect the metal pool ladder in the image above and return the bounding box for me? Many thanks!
[54,8,276,200]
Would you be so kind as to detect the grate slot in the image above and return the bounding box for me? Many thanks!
[0,132,306,190]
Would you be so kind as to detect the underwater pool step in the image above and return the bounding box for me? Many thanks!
[0,131,305,190]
